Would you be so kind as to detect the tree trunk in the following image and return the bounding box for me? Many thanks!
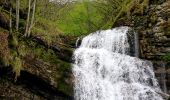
[16,0,20,31]
[9,7,12,35]
[24,0,31,37]
[28,0,36,37]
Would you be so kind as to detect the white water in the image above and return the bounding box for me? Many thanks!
[160,62,167,93]
[134,32,139,57]
[73,26,163,100]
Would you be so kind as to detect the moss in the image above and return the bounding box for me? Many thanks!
[32,43,73,95]
[162,53,170,62]
[10,56,22,80]
[20,39,73,95]
[150,13,158,25]
[165,22,170,35]
[56,60,73,96]
[57,78,73,96]
[150,0,166,5]
[0,28,10,66]
[134,16,148,27]
[0,11,10,29]
[0,30,25,79]
[11,35,19,47]
[17,42,27,57]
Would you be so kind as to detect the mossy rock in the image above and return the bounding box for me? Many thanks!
[18,39,74,96]
[165,22,170,35]
[23,53,73,96]
[150,0,167,5]
[134,16,148,27]
[150,13,158,25]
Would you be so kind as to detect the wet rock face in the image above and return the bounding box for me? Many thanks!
[115,0,170,96]
[154,62,170,94]
[135,0,170,95]
[0,67,73,100]
[137,1,170,60]
[0,34,75,99]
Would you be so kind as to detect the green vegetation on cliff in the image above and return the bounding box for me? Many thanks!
[1,0,169,98]
[0,0,153,90]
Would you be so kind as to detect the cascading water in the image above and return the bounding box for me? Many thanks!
[160,62,167,93]
[134,32,139,57]
[72,26,164,100]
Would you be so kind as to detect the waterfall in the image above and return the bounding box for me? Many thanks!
[72,26,164,100]
[134,32,139,57]
[160,62,167,93]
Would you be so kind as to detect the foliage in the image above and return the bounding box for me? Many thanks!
[32,17,61,44]
[0,29,22,79]
[49,0,149,35]
[56,1,104,36]
[95,0,149,27]
[0,0,151,81]
[0,0,150,37]
[162,53,170,62]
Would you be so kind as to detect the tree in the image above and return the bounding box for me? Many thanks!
[25,0,37,37]
[9,6,12,34]
[16,0,20,31]
[24,0,31,36]
[28,0,36,37]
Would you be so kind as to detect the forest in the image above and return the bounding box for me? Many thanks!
[0,0,170,99]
